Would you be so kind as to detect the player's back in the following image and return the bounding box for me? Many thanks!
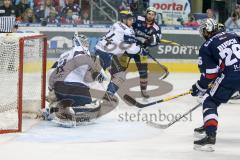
[95,22,136,55]
[203,31,240,81]
[49,47,95,89]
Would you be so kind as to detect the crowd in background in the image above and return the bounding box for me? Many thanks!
[0,0,89,25]
[224,3,240,29]
[1,0,240,29]
[0,0,149,25]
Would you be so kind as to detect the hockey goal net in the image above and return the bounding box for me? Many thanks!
[0,33,47,134]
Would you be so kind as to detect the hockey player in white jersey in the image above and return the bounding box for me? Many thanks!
[45,33,116,127]
[95,10,146,102]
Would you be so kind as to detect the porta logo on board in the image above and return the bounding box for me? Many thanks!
[153,3,184,11]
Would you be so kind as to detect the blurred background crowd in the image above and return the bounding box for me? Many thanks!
[0,0,240,28]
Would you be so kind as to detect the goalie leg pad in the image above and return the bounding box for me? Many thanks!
[74,98,117,124]
[51,99,77,128]
[54,81,92,106]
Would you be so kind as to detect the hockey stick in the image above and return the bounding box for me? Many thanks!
[160,39,182,46]
[147,103,202,129]
[124,90,191,108]
[146,52,169,79]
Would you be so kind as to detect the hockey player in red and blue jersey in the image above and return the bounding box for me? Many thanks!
[191,18,240,151]
[130,7,162,98]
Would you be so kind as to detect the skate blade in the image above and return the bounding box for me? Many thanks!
[193,144,215,152]
[194,132,206,140]
[52,117,76,128]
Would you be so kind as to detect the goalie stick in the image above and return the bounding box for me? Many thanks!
[147,103,202,129]
[124,91,191,108]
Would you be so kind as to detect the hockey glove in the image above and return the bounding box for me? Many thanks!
[139,48,149,56]
[96,73,106,83]
[191,82,207,97]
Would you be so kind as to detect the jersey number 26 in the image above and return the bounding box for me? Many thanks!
[219,44,240,66]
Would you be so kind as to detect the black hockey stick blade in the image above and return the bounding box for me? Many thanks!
[123,94,145,108]
[123,94,137,105]
[147,52,169,80]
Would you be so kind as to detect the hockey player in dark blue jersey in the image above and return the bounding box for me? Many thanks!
[191,18,240,151]
[122,7,162,98]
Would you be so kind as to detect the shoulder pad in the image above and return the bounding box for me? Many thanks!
[203,38,213,47]
[124,27,135,35]
[153,23,160,31]
[114,22,127,30]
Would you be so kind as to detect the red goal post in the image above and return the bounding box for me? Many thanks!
[0,33,47,134]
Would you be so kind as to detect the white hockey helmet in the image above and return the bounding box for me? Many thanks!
[72,33,89,49]
[146,7,157,14]
[199,18,218,39]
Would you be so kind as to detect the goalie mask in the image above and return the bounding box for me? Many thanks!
[199,18,218,40]
[73,33,89,49]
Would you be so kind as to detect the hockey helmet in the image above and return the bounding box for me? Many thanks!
[119,10,134,21]
[72,33,89,49]
[146,7,157,14]
[199,18,218,39]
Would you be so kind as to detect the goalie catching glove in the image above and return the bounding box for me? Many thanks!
[92,68,108,83]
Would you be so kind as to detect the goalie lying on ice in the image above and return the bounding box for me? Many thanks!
[44,33,117,127]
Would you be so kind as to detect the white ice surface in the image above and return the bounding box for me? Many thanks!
[0,73,240,160]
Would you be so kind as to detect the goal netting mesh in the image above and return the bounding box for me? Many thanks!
[0,33,47,133]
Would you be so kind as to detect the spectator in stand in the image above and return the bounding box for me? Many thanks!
[0,0,20,17]
[130,0,139,15]
[119,0,141,15]
[53,0,65,12]
[206,9,216,20]
[224,12,240,29]
[44,0,55,17]
[82,10,90,24]
[61,9,80,24]
[35,0,58,21]
[16,0,30,16]
[61,0,81,25]
[33,0,42,7]
[46,7,59,24]
[119,0,130,11]
[142,0,149,10]
[22,8,36,23]
[179,14,200,27]
[14,0,34,8]
[234,4,240,18]
[33,0,44,18]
